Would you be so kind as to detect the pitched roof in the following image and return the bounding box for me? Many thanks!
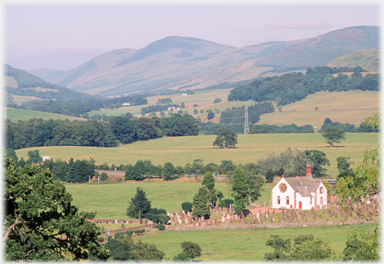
[285,176,321,195]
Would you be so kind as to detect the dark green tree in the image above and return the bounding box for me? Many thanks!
[126,187,151,220]
[100,172,108,181]
[163,162,177,181]
[321,126,346,147]
[26,149,42,164]
[213,127,237,148]
[336,156,355,179]
[5,148,18,164]
[303,150,330,177]
[207,112,215,120]
[181,202,193,212]
[125,164,135,180]
[192,186,210,220]
[264,234,291,260]
[104,239,138,261]
[231,168,249,217]
[180,241,202,261]
[247,174,265,202]
[265,169,275,183]
[4,158,109,261]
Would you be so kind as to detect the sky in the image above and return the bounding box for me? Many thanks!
[2,1,381,71]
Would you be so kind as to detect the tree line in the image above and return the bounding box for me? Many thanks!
[320,118,379,133]
[8,94,148,117]
[6,114,199,150]
[219,101,275,124]
[228,66,379,105]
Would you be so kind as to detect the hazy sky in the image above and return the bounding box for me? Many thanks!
[3,2,381,71]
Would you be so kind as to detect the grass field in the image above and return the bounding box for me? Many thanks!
[259,91,379,128]
[6,108,86,121]
[131,223,377,261]
[66,181,264,219]
[16,133,379,178]
[87,90,379,127]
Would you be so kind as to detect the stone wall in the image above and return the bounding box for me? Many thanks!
[165,219,377,231]
[101,224,157,235]
[87,218,152,224]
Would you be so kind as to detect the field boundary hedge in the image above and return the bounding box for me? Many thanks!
[165,219,377,231]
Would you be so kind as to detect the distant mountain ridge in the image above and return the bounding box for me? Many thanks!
[40,26,379,96]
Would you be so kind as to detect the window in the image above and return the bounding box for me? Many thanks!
[277,196,280,204]
[320,187,324,194]
[286,197,289,205]
[320,196,323,204]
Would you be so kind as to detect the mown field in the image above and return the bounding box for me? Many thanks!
[65,181,273,219]
[86,90,379,127]
[259,90,379,128]
[131,223,377,261]
[16,133,379,178]
[6,108,86,121]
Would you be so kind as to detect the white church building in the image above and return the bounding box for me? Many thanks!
[271,159,328,210]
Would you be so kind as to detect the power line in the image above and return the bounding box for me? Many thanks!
[244,103,249,134]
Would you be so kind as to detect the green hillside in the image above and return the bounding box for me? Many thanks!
[6,108,86,121]
[327,49,379,72]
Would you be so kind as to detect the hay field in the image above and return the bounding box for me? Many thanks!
[259,91,379,128]
[16,133,379,178]
[6,108,86,122]
[132,223,376,261]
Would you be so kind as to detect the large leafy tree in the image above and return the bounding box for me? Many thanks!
[304,150,330,177]
[126,187,152,220]
[4,158,109,261]
[213,127,238,148]
[247,174,265,202]
[180,241,202,261]
[321,126,346,147]
[338,113,380,261]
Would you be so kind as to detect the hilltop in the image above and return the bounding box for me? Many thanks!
[41,26,378,97]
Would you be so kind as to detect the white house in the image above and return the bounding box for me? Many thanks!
[271,159,327,210]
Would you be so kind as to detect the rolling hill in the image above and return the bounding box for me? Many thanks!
[50,26,378,96]
[326,49,379,72]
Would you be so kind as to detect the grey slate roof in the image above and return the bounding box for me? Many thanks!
[285,175,321,196]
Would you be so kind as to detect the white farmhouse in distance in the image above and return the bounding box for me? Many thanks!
[271,159,327,210]
[122,102,130,106]
[42,156,50,162]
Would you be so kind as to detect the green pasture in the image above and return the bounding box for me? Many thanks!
[260,91,379,128]
[132,223,377,261]
[6,108,86,122]
[65,181,271,219]
[16,133,379,178]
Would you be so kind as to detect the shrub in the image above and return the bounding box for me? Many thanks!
[158,224,165,231]
[114,232,124,239]
[158,214,170,224]
[157,209,166,215]
[100,172,108,182]
[218,199,234,208]
[97,237,104,242]
[213,98,222,103]
[135,229,145,235]
[181,202,193,212]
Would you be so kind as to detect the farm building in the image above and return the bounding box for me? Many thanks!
[271,159,327,210]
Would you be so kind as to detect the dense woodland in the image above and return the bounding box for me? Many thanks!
[5,114,199,150]
[220,102,275,124]
[228,66,379,105]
